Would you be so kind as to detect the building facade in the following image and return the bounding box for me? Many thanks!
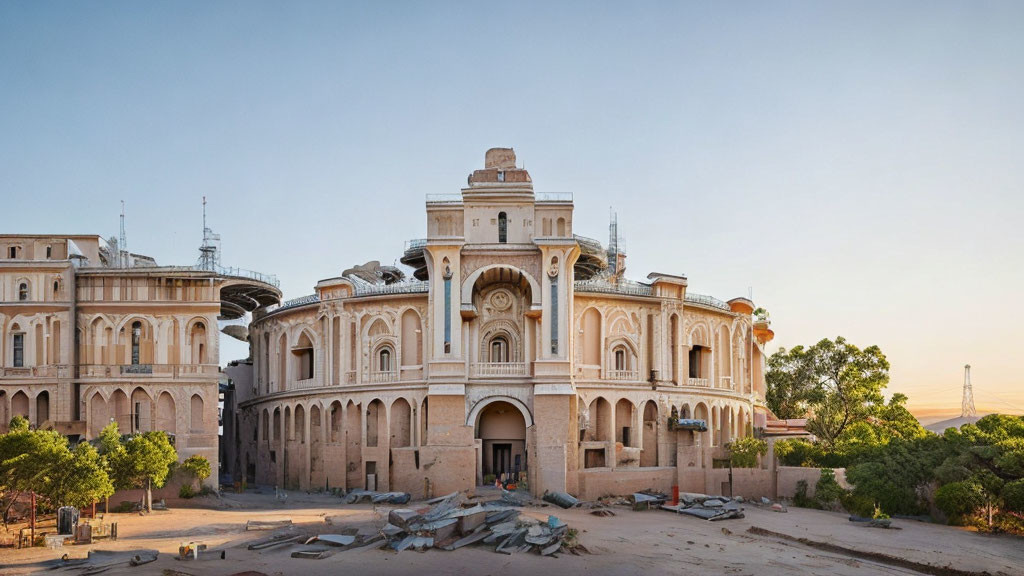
[0,234,280,485]
[232,149,776,499]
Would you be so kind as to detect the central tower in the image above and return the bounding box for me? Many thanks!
[421,148,580,494]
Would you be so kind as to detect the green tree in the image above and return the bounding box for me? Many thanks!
[43,442,114,509]
[180,455,212,491]
[726,437,767,468]
[935,481,985,521]
[765,337,890,447]
[1001,479,1024,513]
[107,431,177,512]
[0,419,67,524]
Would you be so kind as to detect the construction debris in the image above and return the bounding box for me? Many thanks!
[376,491,575,556]
[542,491,579,509]
[246,519,293,531]
[661,493,746,521]
[50,549,159,574]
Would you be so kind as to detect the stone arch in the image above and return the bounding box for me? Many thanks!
[345,400,362,489]
[688,322,711,347]
[641,400,658,467]
[294,404,306,443]
[130,387,152,432]
[587,396,612,442]
[310,404,323,484]
[188,319,209,365]
[262,408,270,444]
[614,398,635,445]
[35,390,50,427]
[460,264,542,309]
[581,307,601,366]
[156,392,176,436]
[679,402,691,420]
[366,399,383,447]
[479,319,522,363]
[466,395,534,428]
[110,389,129,431]
[400,309,422,367]
[11,391,29,421]
[328,400,343,443]
[190,393,204,432]
[117,316,155,365]
[474,399,528,482]
[292,329,315,381]
[390,398,412,448]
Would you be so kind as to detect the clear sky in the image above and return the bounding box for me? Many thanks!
[2,2,1022,416]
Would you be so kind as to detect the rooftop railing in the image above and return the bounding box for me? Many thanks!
[684,293,732,312]
[536,192,573,202]
[574,278,653,297]
[425,193,463,204]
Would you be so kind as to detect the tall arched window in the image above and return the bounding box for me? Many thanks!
[379,348,392,373]
[12,324,25,368]
[131,321,142,365]
[18,282,28,301]
[615,348,626,371]
[489,336,509,363]
[498,212,507,243]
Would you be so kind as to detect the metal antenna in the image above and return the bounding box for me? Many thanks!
[119,200,127,268]
[962,364,977,418]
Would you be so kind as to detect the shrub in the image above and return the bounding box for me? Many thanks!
[179,484,196,499]
[814,469,846,510]
[727,437,768,468]
[792,480,815,508]
[181,455,212,486]
[1001,479,1024,513]
[935,481,984,521]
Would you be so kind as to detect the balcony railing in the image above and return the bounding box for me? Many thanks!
[684,293,732,312]
[606,369,640,381]
[687,377,710,388]
[368,371,398,383]
[79,364,220,378]
[473,362,528,377]
[290,378,320,390]
[574,278,653,297]
[0,365,72,378]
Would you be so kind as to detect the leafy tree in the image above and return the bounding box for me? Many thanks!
[935,481,985,521]
[0,420,67,524]
[765,337,890,446]
[726,437,767,468]
[43,442,114,509]
[107,430,177,512]
[180,455,212,490]
[1002,479,1024,513]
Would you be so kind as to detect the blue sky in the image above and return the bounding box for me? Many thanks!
[2,2,1022,415]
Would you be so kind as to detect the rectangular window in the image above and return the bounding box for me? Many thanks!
[550,276,558,354]
[443,277,452,354]
[46,246,52,259]
[689,346,701,378]
[8,247,15,259]
[13,334,24,367]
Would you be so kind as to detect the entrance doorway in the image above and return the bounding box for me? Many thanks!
[475,400,527,483]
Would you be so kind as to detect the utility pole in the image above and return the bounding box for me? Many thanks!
[962,364,977,418]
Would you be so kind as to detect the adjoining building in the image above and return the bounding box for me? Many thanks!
[0,231,280,485]
[229,148,776,499]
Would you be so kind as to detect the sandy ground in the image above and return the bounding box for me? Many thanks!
[1,490,1021,576]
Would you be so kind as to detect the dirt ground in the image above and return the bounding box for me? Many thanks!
[1,490,1021,576]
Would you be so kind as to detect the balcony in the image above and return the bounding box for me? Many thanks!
[0,365,72,378]
[606,369,639,381]
[687,377,710,388]
[368,371,398,384]
[79,364,220,378]
[472,362,528,377]
[291,378,320,390]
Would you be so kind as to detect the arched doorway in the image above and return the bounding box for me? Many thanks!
[474,400,527,484]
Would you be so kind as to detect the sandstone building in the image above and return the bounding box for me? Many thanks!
[0,233,280,483]
[230,149,776,499]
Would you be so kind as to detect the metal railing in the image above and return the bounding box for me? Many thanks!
[269,294,320,313]
[79,364,220,378]
[473,362,528,377]
[686,377,710,388]
[368,371,399,383]
[574,278,653,297]
[606,369,640,381]
[114,264,280,288]
[425,193,463,204]
[290,378,320,390]
[353,280,429,296]
[685,293,732,312]
[405,238,427,251]
[536,192,574,202]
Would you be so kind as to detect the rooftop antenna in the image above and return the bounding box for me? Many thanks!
[607,207,619,277]
[962,364,977,418]
[119,200,127,268]
[198,196,221,271]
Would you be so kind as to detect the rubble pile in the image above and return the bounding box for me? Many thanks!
[660,493,745,521]
[379,492,574,556]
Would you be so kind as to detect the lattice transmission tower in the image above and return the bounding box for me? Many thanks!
[962,364,977,418]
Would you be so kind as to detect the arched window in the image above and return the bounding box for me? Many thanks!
[498,212,507,243]
[615,348,626,371]
[489,336,509,363]
[53,281,59,297]
[18,282,28,301]
[131,321,142,365]
[379,348,392,373]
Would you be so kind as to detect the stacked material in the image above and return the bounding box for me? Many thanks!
[343,490,411,505]
[379,493,572,556]
[660,493,745,521]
